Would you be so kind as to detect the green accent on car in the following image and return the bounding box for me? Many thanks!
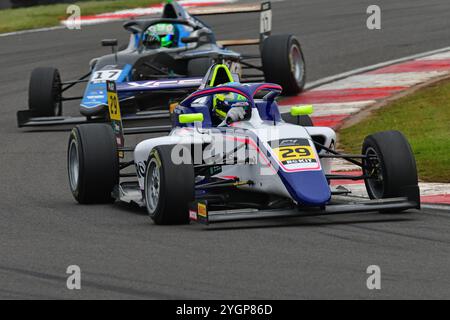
[209,64,234,87]
[179,113,204,124]
[214,108,227,119]
[290,105,314,116]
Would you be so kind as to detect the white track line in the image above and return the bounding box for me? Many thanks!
[0,26,65,38]
[336,183,450,198]
[418,52,450,60]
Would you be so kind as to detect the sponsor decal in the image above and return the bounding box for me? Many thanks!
[260,2,272,35]
[224,60,242,77]
[124,78,201,89]
[197,203,207,218]
[169,101,179,114]
[136,161,147,179]
[189,210,198,221]
[209,165,222,176]
[86,95,105,99]
[82,83,108,107]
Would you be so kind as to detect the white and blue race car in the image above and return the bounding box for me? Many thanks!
[67,64,420,225]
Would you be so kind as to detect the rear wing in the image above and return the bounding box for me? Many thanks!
[189,1,272,46]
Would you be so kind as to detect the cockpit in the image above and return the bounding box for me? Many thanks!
[142,22,194,50]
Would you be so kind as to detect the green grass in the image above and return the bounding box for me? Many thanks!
[339,79,450,183]
[0,0,161,34]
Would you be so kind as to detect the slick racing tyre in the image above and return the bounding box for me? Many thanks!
[187,57,215,77]
[29,67,62,117]
[262,34,306,95]
[145,145,195,225]
[68,124,119,204]
[281,113,314,127]
[362,130,420,209]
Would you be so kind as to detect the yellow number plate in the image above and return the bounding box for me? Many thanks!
[274,145,317,164]
[107,91,121,121]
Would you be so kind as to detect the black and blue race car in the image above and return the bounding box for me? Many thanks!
[17,0,306,128]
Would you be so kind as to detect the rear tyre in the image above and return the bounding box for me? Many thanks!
[187,57,214,77]
[281,113,313,126]
[29,67,62,117]
[362,131,420,209]
[262,34,306,95]
[68,124,119,204]
[145,145,195,225]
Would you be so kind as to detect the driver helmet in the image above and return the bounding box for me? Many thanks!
[212,84,249,121]
[143,23,178,49]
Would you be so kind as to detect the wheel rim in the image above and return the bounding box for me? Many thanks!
[145,159,161,214]
[364,147,384,199]
[289,44,305,85]
[68,139,80,192]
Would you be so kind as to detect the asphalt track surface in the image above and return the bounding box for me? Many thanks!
[1,0,450,299]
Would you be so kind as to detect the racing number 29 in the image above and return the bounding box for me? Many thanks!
[279,146,311,159]
[108,93,121,121]
[109,95,118,115]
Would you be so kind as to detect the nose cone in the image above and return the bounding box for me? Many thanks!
[80,82,108,117]
[279,170,331,206]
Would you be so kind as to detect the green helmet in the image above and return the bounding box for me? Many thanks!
[143,23,177,49]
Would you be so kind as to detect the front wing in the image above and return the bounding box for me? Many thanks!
[16,109,172,130]
[189,197,419,225]
[17,77,203,129]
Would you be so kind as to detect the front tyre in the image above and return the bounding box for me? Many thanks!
[262,35,306,95]
[145,145,194,225]
[29,67,62,117]
[362,131,420,208]
[68,124,119,204]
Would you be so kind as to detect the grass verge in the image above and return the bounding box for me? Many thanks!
[339,79,450,183]
[0,0,160,34]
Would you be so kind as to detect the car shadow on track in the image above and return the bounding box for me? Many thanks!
[114,201,147,216]
[107,202,420,231]
[202,215,417,232]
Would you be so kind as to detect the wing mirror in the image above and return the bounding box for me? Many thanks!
[179,113,204,124]
[290,105,313,116]
[102,39,119,63]
[101,39,118,47]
